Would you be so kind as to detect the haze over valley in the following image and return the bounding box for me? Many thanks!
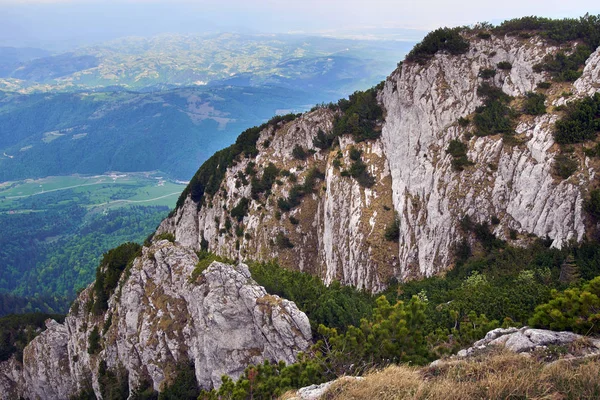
[0,27,417,310]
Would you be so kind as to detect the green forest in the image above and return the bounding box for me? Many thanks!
[190,236,600,399]
[0,175,184,314]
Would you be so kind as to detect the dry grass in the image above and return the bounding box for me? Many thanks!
[320,349,600,400]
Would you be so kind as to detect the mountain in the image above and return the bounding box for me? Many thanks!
[0,47,50,77]
[158,25,600,290]
[1,16,600,399]
[0,86,317,181]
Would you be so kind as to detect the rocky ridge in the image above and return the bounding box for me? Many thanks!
[0,240,312,399]
[159,34,600,288]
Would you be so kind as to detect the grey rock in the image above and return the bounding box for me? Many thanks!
[296,382,336,400]
[158,36,600,289]
[0,241,312,399]
[503,332,537,353]
[457,327,600,357]
[525,328,580,346]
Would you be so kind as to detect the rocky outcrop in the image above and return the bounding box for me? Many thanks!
[453,326,600,358]
[159,33,600,288]
[0,240,312,399]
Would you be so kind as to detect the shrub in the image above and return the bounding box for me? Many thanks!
[274,232,294,249]
[530,276,600,334]
[537,45,591,82]
[477,32,492,39]
[493,15,600,48]
[553,154,578,179]
[346,159,375,188]
[98,361,129,400]
[292,145,308,160]
[131,379,158,400]
[93,242,141,314]
[200,359,329,400]
[405,27,470,64]
[537,81,552,89]
[446,139,468,158]
[477,82,511,103]
[230,197,250,222]
[522,92,547,115]
[159,362,200,400]
[333,89,383,142]
[458,117,470,127]
[585,189,600,220]
[251,162,280,199]
[349,146,362,161]
[473,83,515,136]
[446,140,473,171]
[88,326,101,354]
[313,129,336,150]
[317,295,430,375]
[249,260,374,331]
[277,167,325,211]
[479,68,497,79]
[496,61,513,70]
[384,214,400,241]
[554,93,600,144]
[154,232,175,243]
[189,251,234,282]
[0,313,65,362]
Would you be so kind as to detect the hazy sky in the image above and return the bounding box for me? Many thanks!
[0,0,599,50]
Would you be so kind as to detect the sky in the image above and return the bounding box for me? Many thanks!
[0,0,599,50]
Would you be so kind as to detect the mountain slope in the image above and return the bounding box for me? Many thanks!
[2,17,600,399]
[0,86,316,180]
[0,241,311,398]
[158,27,600,290]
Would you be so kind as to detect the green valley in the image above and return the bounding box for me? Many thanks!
[0,173,186,314]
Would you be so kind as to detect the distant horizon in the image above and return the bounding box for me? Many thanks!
[0,0,598,51]
[0,27,430,53]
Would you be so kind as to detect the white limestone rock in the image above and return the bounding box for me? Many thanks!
[159,36,600,287]
[0,241,312,399]
[457,326,600,357]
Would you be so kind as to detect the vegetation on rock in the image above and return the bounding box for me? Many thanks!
[333,88,383,142]
[554,93,600,144]
[522,92,547,115]
[473,83,515,137]
[446,139,473,171]
[176,114,299,209]
[92,242,141,314]
[0,312,65,362]
[405,27,470,64]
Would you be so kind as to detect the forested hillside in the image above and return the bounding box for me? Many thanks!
[0,174,185,314]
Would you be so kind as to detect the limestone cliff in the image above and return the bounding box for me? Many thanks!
[0,240,311,399]
[159,33,600,288]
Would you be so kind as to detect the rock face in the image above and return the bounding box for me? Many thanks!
[159,33,600,288]
[0,240,312,399]
[450,326,600,360]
